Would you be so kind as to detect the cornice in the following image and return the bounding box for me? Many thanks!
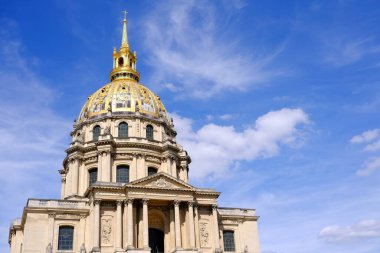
[74,113,173,132]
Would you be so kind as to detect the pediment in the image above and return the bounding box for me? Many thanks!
[129,172,195,191]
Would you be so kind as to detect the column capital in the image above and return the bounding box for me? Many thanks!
[188,201,195,207]
[116,200,123,206]
[212,204,218,210]
[125,198,134,204]
[93,199,101,205]
[174,200,181,206]
[142,198,149,204]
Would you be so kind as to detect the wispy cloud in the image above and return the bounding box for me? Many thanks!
[322,36,380,67]
[351,128,380,176]
[172,108,309,181]
[0,19,70,252]
[357,157,380,176]
[319,220,380,243]
[351,129,380,144]
[141,1,285,98]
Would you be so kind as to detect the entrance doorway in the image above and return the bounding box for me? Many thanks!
[149,228,164,253]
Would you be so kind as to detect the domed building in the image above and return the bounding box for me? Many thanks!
[8,14,260,253]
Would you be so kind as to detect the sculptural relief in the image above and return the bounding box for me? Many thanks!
[101,217,113,245]
[200,221,210,248]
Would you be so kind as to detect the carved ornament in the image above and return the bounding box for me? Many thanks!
[101,218,112,245]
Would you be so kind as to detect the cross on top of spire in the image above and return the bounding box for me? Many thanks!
[122,10,128,20]
[121,10,129,48]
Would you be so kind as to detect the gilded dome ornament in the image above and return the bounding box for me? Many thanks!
[77,14,170,125]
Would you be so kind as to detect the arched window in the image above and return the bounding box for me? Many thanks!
[146,125,154,140]
[58,226,74,250]
[118,57,124,66]
[93,125,101,141]
[148,167,158,176]
[89,168,98,186]
[223,230,235,252]
[117,165,129,183]
[118,122,128,138]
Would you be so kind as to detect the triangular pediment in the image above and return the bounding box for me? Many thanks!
[129,172,195,191]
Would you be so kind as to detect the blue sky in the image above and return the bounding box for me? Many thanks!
[1,0,380,252]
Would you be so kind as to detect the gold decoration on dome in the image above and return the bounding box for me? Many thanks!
[110,10,139,82]
[78,80,170,123]
[77,12,169,123]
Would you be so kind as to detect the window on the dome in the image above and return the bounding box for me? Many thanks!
[89,168,98,186]
[146,125,154,140]
[118,122,128,138]
[58,226,74,250]
[118,57,124,66]
[223,230,235,252]
[93,125,101,141]
[117,165,129,183]
[148,167,158,176]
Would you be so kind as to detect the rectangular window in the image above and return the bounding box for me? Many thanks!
[148,167,158,176]
[89,169,97,185]
[58,226,74,250]
[223,230,235,252]
[117,165,129,183]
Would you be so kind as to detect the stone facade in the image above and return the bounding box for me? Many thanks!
[8,13,260,253]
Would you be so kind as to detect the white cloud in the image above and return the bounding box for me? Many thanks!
[363,139,380,152]
[350,129,380,144]
[323,36,380,67]
[356,157,380,176]
[206,114,233,121]
[219,114,233,120]
[319,220,380,243]
[350,129,380,176]
[142,1,284,98]
[172,108,309,180]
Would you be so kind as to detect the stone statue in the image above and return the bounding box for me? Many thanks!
[46,243,52,253]
[76,130,85,142]
[135,101,140,112]
[104,125,111,135]
[80,243,86,253]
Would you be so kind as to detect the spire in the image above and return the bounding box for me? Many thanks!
[110,10,139,82]
[121,10,129,48]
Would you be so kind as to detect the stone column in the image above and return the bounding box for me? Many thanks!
[166,157,171,176]
[131,154,137,181]
[188,201,196,248]
[79,161,86,195]
[142,199,149,248]
[123,201,128,248]
[60,177,66,199]
[212,205,220,251]
[127,199,134,248]
[47,213,55,244]
[137,155,145,179]
[71,158,79,195]
[97,151,103,181]
[194,204,200,248]
[171,157,177,177]
[169,206,175,251]
[116,200,123,250]
[93,200,101,250]
[101,151,112,182]
[174,200,182,249]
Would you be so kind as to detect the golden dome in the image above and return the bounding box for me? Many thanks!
[78,12,170,124]
[78,80,169,123]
